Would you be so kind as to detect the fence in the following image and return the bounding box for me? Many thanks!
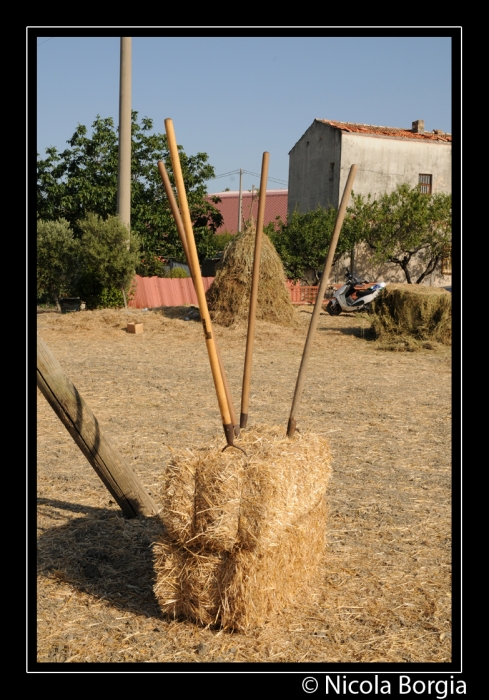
[128,275,330,309]
[285,281,332,305]
[128,276,213,309]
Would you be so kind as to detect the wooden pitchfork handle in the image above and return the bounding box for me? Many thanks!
[157,160,240,437]
[240,151,269,428]
[163,119,244,454]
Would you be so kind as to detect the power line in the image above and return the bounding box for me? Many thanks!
[209,168,288,186]
[37,37,55,47]
[209,169,241,180]
[241,169,288,185]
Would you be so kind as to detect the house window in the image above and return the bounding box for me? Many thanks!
[441,244,452,275]
[419,174,432,194]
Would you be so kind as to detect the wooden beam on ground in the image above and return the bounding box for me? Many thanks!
[37,333,159,519]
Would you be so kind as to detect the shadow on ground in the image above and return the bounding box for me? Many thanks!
[37,498,166,619]
[151,306,201,321]
[317,322,377,340]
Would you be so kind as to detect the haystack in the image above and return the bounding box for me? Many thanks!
[206,223,300,327]
[371,284,452,351]
[154,426,332,631]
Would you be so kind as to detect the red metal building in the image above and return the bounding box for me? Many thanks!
[206,189,288,234]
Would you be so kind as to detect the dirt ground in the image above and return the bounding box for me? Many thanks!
[35,305,452,666]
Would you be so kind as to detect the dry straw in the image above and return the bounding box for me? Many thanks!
[371,283,452,351]
[206,222,300,328]
[154,426,332,631]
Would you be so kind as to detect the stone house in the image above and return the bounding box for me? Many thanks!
[288,119,452,285]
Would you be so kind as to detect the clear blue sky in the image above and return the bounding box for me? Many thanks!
[34,33,454,195]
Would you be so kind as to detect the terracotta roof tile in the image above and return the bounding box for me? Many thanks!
[318,119,451,142]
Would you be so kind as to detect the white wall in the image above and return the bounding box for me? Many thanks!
[339,132,452,202]
[288,121,342,214]
[288,121,452,215]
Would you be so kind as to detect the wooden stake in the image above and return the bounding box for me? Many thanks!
[164,119,234,447]
[240,152,269,428]
[157,160,239,436]
[286,164,358,438]
[37,334,159,518]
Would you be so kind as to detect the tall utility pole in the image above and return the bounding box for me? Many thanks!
[237,168,243,232]
[117,37,132,234]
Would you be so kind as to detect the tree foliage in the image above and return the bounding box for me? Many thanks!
[268,206,359,283]
[37,218,80,309]
[75,213,141,307]
[78,213,140,288]
[268,186,452,285]
[37,213,141,309]
[37,113,223,261]
[348,184,452,284]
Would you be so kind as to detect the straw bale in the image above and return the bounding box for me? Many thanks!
[160,458,196,543]
[154,426,332,630]
[234,427,331,550]
[220,496,328,630]
[154,539,225,627]
[160,426,331,551]
[154,496,328,631]
[206,223,300,328]
[194,454,246,552]
[371,284,452,350]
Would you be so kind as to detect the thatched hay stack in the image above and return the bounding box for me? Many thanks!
[154,426,332,630]
[206,223,300,327]
[371,284,452,351]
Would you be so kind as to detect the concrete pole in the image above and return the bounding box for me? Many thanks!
[117,37,132,233]
[238,169,243,233]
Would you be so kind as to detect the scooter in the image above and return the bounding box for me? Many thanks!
[326,269,386,316]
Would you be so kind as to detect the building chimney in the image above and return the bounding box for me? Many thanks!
[412,120,425,134]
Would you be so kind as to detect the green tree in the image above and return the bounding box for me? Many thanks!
[349,184,452,284]
[76,213,141,308]
[37,113,223,261]
[268,206,358,283]
[37,218,80,310]
[135,254,170,278]
[193,230,234,260]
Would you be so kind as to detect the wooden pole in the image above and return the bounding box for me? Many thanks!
[117,37,132,230]
[37,334,159,518]
[164,119,235,448]
[240,152,269,428]
[286,164,358,438]
[157,160,239,436]
[117,37,132,308]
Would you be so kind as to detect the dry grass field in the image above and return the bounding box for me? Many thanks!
[35,304,452,666]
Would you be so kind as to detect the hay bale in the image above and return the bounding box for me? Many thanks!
[206,223,300,327]
[371,284,451,351]
[154,426,332,630]
[154,498,327,630]
[160,458,196,543]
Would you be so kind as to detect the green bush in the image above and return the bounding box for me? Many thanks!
[96,287,126,309]
[74,213,140,308]
[136,254,169,278]
[37,218,80,309]
[169,267,189,279]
